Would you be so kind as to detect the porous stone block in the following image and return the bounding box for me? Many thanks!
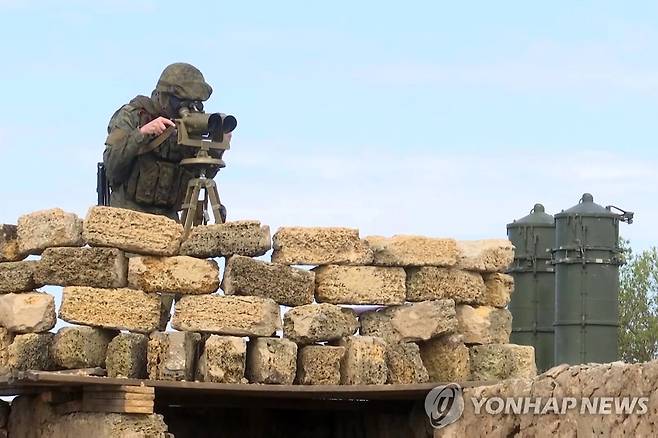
[180,220,271,258]
[456,239,514,272]
[338,336,388,385]
[0,224,22,262]
[148,331,201,381]
[197,335,247,383]
[106,333,148,378]
[313,265,406,305]
[296,345,345,385]
[128,256,219,294]
[0,261,38,293]
[283,303,358,344]
[222,255,314,306]
[35,247,127,288]
[83,206,183,256]
[59,286,162,333]
[456,305,512,344]
[8,333,54,371]
[172,295,281,336]
[419,334,471,382]
[386,342,429,384]
[406,267,485,303]
[478,273,514,308]
[360,299,457,344]
[469,344,537,381]
[365,235,458,267]
[17,208,84,255]
[0,292,55,333]
[50,326,117,369]
[246,337,297,384]
[0,327,15,375]
[271,227,373,265]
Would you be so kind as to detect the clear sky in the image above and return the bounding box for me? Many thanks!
[1,1,656,251]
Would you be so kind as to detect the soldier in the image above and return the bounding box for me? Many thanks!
[103,62,228,221]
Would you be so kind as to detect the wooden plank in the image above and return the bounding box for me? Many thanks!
[41,368,107,377]
[83,399,154,414]
[83,392,154,401]
[39,390,81,404]
[84,385,154,395]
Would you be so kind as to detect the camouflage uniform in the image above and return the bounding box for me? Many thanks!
[103,63,213,221]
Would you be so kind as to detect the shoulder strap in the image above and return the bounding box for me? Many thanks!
[137,125,176,156]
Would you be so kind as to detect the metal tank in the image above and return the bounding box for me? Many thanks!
[553,193,633,365]
[507,203,555,372]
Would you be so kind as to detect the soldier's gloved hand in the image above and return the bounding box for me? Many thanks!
[139,117,175,136]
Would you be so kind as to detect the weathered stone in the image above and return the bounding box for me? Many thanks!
[128,256,219,294]
[365,235,458,267]
[386,342,429,384]
[360,299,457,344]
[406,267,485,303]
[222,255,314,306]
[8,395,57,438]
[456,305,512,344]
[158,293,174,332]
[0,327,15,375]
[50,326,117,369]
[271,227,373,265]
[83,206,183,256]
[477,273,514,308]
[338,336,388,385]
[456,239,514,272]
[35,247,128,288]
[0,224,23,262]
[469,344,537,381]
[419,334,471,382]
[106,333,148,378]
[0,261,38,293]
[148,331,201,381]
[180,220,271,258]
[246,337,297,384]
[172,295,281,336]
[17,208,84,255]
[283,303,358,344]
[0,292,55,333]
[296,345,345,385]
[8,333,54,371]
[197,335,247,383]
[59,286,162,333]
[313,265,406,305]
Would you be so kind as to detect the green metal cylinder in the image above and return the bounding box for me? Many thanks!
[553,193,632,365]
[507,203,555,372]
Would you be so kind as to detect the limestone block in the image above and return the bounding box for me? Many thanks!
[296,345,345,385]
[246,337,297,384]
[83,206,183,256]
[0,327,15,375]
[477,273,514,308]
[197,335,247,383]
[35,247,127,288]
[271,227,373,265]
[0,261,38,293]
[469,344,537,381]
[180,220,271,258]
[59,286,162,333]
[128,256,219,294]
[360,299,457,344]
[386,342,429,384]
[0,292,55,333]
[406,267,485,303]
[172,295,281,337]
[0,224,23,262]
[222,255,314,306]
[17,208,84,255]
[50,326,117,369]
[283,303,358,344]
[456,239,514,272]
[365,235,458,267]
[148,331,201,381]
[456,305,512,344]
[313,265,406,305]
[338,336,388,385]
[106,333,148,379]
[419,334,471,382]
[8,333,54,371]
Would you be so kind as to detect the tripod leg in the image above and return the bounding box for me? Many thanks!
[180,180,196,226]
[183,181,202,235]
[206,179,225,224]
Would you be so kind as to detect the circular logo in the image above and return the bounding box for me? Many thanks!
[424,383,464,429]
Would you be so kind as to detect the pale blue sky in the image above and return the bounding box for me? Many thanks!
[1,1,656,250]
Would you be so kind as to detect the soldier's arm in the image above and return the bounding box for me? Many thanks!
[103,107,150,185]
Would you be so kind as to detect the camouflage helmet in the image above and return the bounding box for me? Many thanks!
[155,63,213,101]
